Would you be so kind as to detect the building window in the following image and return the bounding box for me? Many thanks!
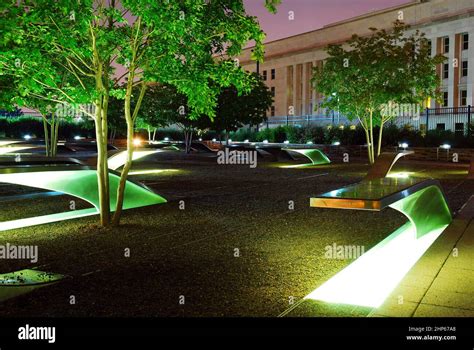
[271,86,275,97]
[455,122,465,136]
[270,105,275,117]
[262,70,267,81]
[437,123,446,130]
[443,37,450,53]
[463,33,469,50]
[271,68,275,80]
[462,61,468,77]
[427,40,432,55]
[443,63,449,79]
[443,92,449,107]
[460,90,468,106]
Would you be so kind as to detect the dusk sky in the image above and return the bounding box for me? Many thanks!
[244,0,413,43]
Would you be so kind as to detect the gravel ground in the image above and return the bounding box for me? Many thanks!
[0,151,472,317]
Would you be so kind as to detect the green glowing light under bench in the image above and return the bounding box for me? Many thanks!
[107,150,161,170]
[0,269,65,302]
[279,148,330,168]
[0,167,166,232]
[0,146,34,155]
[306,184,451,308]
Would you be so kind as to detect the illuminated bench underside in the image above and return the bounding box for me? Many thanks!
[0,166,167,232]
[0,150,161,170]
[365,151,414,180]
[0,269,65,302]
[307,178,451,308]
[286,149,330,165]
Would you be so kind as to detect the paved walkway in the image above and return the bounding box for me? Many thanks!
[370,195,474,317]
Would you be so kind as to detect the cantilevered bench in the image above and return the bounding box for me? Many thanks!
[365,151,414,180]
[257,145,330,166]
[0,149,161,171]
[306,177,452,308]
[311,177,451,239]
[0,165,166,232]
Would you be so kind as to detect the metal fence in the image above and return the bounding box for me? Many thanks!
[264,106,473,133]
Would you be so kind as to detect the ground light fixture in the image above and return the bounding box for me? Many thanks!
[133,138,142,147]
[244,139,249,143]
[263,140,269,144]
[284,140,290,144]
[307,141,313,145]
[164,137,169,141]
[399,142,409,150]
[23,135,32,140]
[440,144,451,149]
[212,138,217,142]
[74,136,82,140]
[332,141,341,146]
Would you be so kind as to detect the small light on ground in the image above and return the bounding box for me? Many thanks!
[23,135,32,140]
[440,144,451,150]
[332,141,341,146]
[133,138,142,147]
[284,140,290,144]
[307,141,313,145]
[74,136,81,140]
[263,140,269,144]
[164,137,169,141]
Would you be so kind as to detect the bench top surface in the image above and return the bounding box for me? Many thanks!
[311,178,439,211]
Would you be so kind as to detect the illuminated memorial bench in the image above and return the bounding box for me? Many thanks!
[307,177,452,308]
[0,269,65,302]
[365,151,414,180]
[257,146,330,166]
[0,165,166,232]
[0,149,160,170]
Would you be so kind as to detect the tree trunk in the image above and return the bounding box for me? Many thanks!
[112,114,134,226]
[363,126,372,164]
[51,115,59,157]
[152,128,157,142]
[94,101,111,227]
[183,129,193,154]
[112,77,147,226]
[368,110,375,164]
[42,116,50,157]
[377,121,385,157]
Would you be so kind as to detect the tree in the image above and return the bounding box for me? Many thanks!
[312,21,445,163]
[107,0,281,225]
[211,73,273,143]
[1,0,280,227]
